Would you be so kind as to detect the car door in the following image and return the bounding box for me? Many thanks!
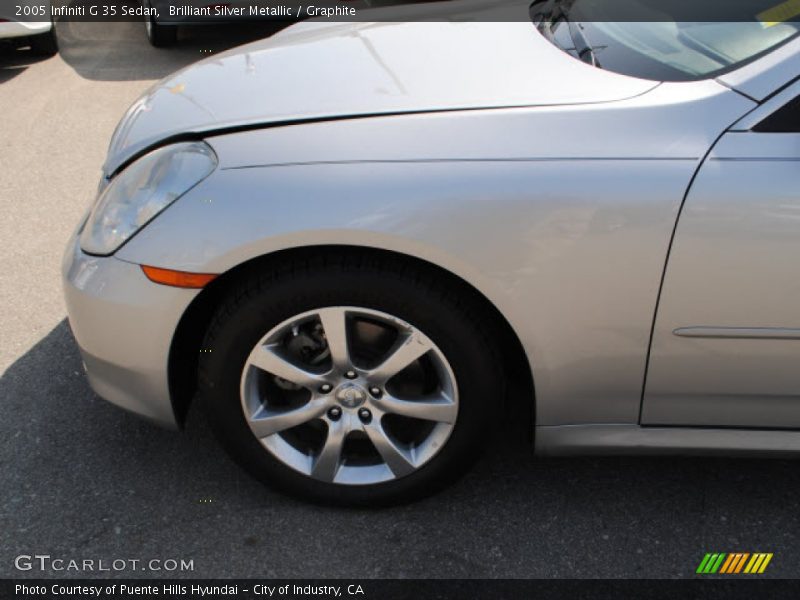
[642,82,800,428]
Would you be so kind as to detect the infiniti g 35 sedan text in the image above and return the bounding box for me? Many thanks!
[63,0,800,504]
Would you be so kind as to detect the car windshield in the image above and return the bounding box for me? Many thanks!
[532,0,800,81]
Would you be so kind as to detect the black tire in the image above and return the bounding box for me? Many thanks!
[198,252,504,506]
[29,26,58,57]
[145,14,177,47]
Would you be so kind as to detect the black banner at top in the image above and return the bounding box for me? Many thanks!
[3,0,800,23]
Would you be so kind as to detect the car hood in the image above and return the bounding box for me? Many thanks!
[104,0,658,175]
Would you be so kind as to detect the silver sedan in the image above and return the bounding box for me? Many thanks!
[63,0,800,504]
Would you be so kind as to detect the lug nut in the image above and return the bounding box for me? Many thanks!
[358,408,372,423]
[327,407,342,421]
[369,387,381,396]
[320,384,333,393]
[345,370,357,379]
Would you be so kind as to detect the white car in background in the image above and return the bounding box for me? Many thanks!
[0,4,57,56]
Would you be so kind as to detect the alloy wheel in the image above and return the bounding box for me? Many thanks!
[240,306,459,485]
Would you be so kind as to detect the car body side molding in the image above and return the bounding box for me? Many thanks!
[673,327,800,340]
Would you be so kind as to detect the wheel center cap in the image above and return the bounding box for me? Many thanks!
[336,383,367,408]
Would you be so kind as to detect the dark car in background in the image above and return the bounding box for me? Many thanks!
[140,0,377,46]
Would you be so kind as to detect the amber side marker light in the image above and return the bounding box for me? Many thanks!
[141,265,218,289]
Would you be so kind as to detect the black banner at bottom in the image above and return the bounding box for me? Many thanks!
[4,579,800,600]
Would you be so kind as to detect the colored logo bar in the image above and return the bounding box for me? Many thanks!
[696,553,773,574]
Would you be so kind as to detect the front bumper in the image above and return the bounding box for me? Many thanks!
[62,232,199,429]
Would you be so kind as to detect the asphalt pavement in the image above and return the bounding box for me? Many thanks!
[1,19,800,580]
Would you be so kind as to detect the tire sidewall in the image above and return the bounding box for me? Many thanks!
[145,5,176,47]
[201,267,498,505]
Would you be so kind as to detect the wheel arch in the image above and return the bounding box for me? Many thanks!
[168,245,535,439]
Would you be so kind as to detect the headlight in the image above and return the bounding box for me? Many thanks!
[80,141,217,255]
